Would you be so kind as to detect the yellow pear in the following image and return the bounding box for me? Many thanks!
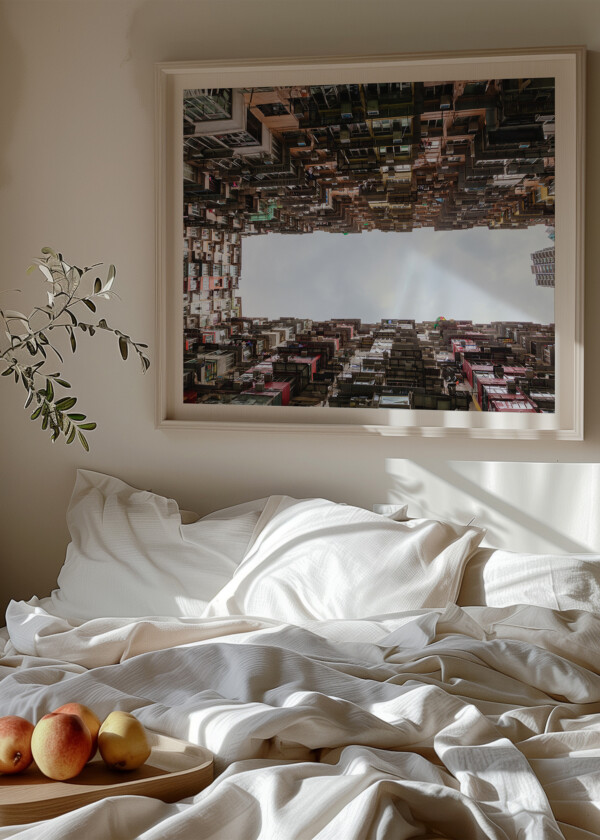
[98,711,151,771]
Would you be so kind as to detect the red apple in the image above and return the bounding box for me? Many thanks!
[0,715,34,774]
[52,703,101,761]
[31,712,92,780]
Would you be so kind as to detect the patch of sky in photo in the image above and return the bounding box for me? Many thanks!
[239,226,554,325]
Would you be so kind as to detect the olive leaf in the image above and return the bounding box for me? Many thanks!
[1,249,150,450]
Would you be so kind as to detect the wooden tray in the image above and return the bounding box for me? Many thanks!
[0,731,213,826]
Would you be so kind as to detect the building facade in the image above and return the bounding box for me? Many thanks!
[182,78,555,411]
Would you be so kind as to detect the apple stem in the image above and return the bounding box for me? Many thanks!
[14,752,22,765]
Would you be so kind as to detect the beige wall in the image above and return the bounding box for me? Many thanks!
[1,0,599,615]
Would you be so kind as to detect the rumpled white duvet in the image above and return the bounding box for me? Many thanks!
[2,601,600,839]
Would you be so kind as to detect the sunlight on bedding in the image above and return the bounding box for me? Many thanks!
[3,471,600,838]
[187,702,274,757]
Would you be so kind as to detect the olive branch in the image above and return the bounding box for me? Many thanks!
[0,248,150,450]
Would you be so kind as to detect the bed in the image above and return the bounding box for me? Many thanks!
[1,469,600,839]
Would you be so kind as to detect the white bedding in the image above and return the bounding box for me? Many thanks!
[2,602,600,839]
[3,474,600,839]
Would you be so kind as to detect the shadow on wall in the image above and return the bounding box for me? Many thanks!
[0,4,24,190]
[384,459,600,554]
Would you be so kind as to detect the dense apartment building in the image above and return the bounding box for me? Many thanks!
[530,246,556,287]
[182,78,555,411]
[183,316,555,412]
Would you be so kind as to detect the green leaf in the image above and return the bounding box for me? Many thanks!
[37,264,54,283]
[5,249,150,449]
[55,397,77,411]
[105,264,116,291]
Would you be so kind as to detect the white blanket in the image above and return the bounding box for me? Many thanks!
[2,601,600,839]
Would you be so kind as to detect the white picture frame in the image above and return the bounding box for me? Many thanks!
[155,47,585,439]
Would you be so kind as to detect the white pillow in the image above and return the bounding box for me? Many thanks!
[457,548,600,613]
[204,495,484,621]
[372,504,409,520]
[44,470,261,620]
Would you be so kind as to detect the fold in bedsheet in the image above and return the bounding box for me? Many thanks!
[2,603,600,839]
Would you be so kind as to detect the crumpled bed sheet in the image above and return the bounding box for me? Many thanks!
[1,600,600,839]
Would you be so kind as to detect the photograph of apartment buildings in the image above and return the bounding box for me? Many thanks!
[182,76,555,412]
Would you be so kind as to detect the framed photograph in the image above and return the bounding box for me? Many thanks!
[155,47,585,439]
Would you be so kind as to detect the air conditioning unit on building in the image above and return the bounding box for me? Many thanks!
[340,100,353,119]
